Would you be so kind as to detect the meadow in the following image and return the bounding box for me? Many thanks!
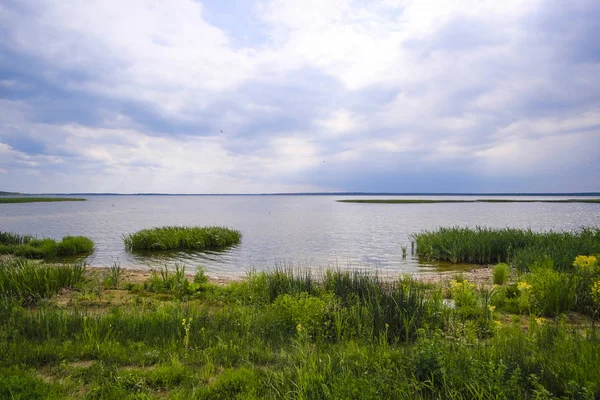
[0,197,87,203]
[1,253,600,399]
[123,226,242,252]
[0,231,94,259]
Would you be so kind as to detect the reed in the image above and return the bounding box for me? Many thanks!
[412,226,600,270]
[0,232,94,259]
[123,226,241,252]
[0,259,85,303]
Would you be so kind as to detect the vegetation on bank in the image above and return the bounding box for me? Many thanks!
[411,226,600,270]
[0,197,86,203]
[0,231,95,259]
[2,254,600,399]
[123,226,242,252]
[337,199,600,204]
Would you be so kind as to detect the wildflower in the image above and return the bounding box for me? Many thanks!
[591,280,600,305]
[573,255,597,272]
[494,320,502,327]
[181,318,186,327]
[535,317,546,325]
[385,323,389,329]
[517,281,532,292]
[488,305,496,313]
[296,323,303,331]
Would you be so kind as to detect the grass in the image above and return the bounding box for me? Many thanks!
[0,197,86,204]
[0,231,95,259]
[337,199,600,204]
[492,263,509,285]
[123,226,242,252]
[0,258,85,304]
[411,226,600,270]
[1,255,600,399]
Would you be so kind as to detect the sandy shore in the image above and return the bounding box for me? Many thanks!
[86,264,496,287]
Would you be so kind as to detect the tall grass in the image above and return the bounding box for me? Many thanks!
[412,226,600,270]
[1,263,599,398]
[123,226,241,252]
[0,232,94,259]
[0,259,85,303]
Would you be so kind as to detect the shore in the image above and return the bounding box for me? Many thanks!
[86,264,495,287]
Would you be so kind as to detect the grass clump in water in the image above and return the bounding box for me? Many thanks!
[0,232,94,259]
[123,226,241,252]
[412,226,600,270]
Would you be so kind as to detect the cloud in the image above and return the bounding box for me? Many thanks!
[0,0,598,193]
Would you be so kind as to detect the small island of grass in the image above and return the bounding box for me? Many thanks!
[123,226,242,252]
[337,198,600,204]
[0,232,95,259]
[0,197,86,204]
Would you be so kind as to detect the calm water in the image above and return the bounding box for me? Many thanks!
[1,195,599,278]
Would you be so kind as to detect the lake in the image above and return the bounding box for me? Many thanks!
[1,195,599,278]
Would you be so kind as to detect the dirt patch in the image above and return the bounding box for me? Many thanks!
[414,265,496,287]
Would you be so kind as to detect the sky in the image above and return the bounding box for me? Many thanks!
[0,0,599,194]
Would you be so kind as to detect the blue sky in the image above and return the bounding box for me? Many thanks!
[0,0,599,193]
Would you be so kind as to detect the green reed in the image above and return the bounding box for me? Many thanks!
[412,226,600,270]
[123,226,241,252]
[0,232,94,259]
[0,259,85,304]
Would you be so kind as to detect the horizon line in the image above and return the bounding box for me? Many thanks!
[3,191,600,197]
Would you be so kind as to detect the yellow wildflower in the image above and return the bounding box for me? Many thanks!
[494,320,502,327]
[488,305,496,313]
[517,281,532,291]
[181,318,186,327]
[573,255,597,272]
[591,280,600,305]
[535,317,546,325]
[296,323,303,331]
[385,323,389,329]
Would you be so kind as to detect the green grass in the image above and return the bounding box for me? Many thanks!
[123,226,242,252]
[0,232,95,259]
[411,226,600,270]
[1,260,600,399]
[0,258,85,304]
[0,197,86,203]
[492,263,509,285]
[337,198,600,204]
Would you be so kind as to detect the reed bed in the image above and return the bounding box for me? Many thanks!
[411,226,600,270]
[0,197,86,204]
[123,226,241,252]
[0,258,85,303]
[0,232,94,259]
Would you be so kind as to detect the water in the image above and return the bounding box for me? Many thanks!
[1,195,599,278]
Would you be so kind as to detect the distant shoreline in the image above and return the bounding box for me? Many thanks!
[337,199,600,204]
[0,197,87,204]
[2,192,600,197]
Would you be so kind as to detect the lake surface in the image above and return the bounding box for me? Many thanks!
[1,195,599,278]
